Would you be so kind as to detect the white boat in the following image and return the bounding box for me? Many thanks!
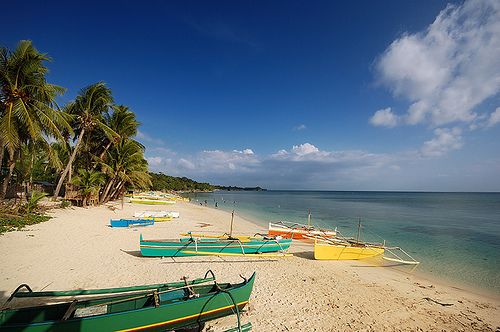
[134,211,180,218]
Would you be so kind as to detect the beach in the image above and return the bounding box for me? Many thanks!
[0,201,499,331]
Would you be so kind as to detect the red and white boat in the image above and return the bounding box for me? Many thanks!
[268,221,337,240]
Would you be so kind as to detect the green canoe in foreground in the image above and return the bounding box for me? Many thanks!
[0,271,255,332]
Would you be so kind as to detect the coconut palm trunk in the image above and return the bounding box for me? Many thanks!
[53,128,85,199]
[1,150,17,199]
[0,143,4,172]
[100,173,117,203]
[109,179,124,200]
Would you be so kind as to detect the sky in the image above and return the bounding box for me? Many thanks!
[2,0,500,191]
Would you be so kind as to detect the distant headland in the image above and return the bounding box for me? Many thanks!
[150,172,266,192]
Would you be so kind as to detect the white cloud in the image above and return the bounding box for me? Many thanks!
[197,149,260,173]
[369,107,399,127]
[420,127,463,157]
[374,0,500,127]
[146,156,163,166]
[271,143,389,167]
[136,131,165,145]
[140,141,500,190]
[487,107,500,127]
[243,148,254,155]
[291,143,319,156]
[232,148,255,155]
[178,158,195,170]
[293,124,307,131]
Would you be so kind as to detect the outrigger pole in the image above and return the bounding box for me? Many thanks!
[230,210,235,238]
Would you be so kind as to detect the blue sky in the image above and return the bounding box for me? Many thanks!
[3,0,500,191]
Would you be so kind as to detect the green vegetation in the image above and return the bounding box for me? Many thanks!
[214,186,267,191]
[0,40,150,208]
[0,190,51,234]
[0,213,51,234]
[150,172,214,191]
[0,40,263,218]
[149,173,266,192]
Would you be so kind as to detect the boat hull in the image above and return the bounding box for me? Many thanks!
[0,274,255,332]
[314,240,384,260]
[140,235,292,257]
[110,219,154,227]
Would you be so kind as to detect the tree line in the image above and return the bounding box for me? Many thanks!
[150,172,214,192]
[0,40,150,206]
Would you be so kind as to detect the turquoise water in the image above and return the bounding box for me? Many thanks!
[188,191,500,294]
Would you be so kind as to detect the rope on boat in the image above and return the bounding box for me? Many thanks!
[218,288,243,332]
[2,284,33,309]
[196,272,246,332]
[274,238,285,253]
[236,239,246,255]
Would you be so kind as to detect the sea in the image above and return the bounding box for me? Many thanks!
[187,191,500,295]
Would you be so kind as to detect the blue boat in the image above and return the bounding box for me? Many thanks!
[110,219,154,227]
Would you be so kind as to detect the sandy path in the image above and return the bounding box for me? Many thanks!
[0,201,498,331]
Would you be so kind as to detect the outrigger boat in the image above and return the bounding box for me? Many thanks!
[140,234,292,257]
[268,211,337,240]
[180,211,278,244]
[134,211,180,218]
[268,221,337,240]
[0,271,254,332]
[143,216,173,222]
[110,219,154,228]
[130,198,175,205]
[309,220,420,265]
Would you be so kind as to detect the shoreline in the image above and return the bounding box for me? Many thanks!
[1,201,499,331]
[192,195,500,300]
[195,201,500,302]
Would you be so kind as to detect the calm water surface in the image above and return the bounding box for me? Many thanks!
[188,191,500,294]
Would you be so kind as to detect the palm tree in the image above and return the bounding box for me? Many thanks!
[0,40,70,198]
[92,105,140,167]
[15,140,62,198]
[99,139,150,203]
[72,169,105,207]
[53,82,116,199]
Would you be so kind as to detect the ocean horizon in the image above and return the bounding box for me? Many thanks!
[188,190,500,295]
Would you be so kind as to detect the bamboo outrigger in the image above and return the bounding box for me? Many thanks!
[171,211,292,258]
[140,234,292,257]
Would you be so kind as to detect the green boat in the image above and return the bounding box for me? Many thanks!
[140,234,292,257]
[0,271,255,332]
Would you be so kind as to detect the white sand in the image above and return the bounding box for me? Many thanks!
[1,201,499,331]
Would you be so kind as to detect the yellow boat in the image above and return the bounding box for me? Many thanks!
[130,198,175,205]
[313,239,384,260]
[144,216,174,222]
[309,219,419,264]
